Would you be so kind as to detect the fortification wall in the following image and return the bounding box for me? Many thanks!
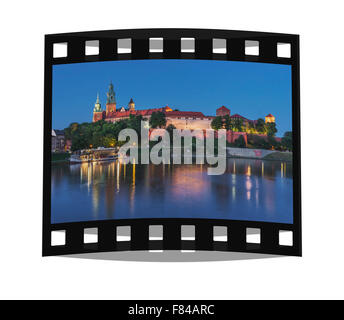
[227,131,247,144]
[166,118,212,130]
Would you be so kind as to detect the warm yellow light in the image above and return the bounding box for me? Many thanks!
[246,165,251,176]
[265,115,275,123]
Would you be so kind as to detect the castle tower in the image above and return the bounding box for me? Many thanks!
[106,81,117,116]
[128,98,135,111]
[216,106,231,116]
[265,113,275,123]
[92,93,104,122]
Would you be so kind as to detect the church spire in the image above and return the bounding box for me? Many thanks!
[93,93,102,112]
[128,97,135,110]
[106,81,116,104]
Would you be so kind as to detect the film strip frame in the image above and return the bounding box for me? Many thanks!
[43,28,301,257]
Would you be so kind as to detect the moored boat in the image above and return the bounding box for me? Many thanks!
[69,147,119,164]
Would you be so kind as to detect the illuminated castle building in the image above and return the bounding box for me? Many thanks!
[92,82,275,130]
[265,113,275,123]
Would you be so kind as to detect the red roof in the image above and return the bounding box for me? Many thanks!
[266,113,274,117]
[105,106,170,119]
[105,106,209,120]
[166,111,206,118]
[230,114,247,119]
[217,106,230,111]
[231,114,257,123]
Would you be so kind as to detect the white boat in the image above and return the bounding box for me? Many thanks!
[69,148,118,164]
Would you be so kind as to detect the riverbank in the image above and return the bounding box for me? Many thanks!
[51,152,70,163]
[227,147,292,162]
[52,147,292,164]
[262,152,292,162]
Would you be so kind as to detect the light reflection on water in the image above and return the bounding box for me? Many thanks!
[51,158,293,224]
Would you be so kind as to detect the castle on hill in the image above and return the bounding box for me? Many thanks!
[92,82,275,131]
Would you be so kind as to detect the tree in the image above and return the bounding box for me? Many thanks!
[166,124,176,143]
[149,111,166,128]
[247,121,256,134]
[66,114,165,151]
[281,131,293,151]
[211,116,223,130]
[103,136,117,148]
[232,118,244,132]
[256,118,266,134]
[234,135,246,148]
[267,136,281,150]
[266,122,277,137]
[223,114,232,131]
[166,124,176,135]
[247,134,269,149]
[64,122,79,140]
[113,119,130,138]
[128,114,143,137]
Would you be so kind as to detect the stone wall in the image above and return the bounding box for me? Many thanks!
[227,131,247,144]
[166,117,212,130]
[226,147,275,159]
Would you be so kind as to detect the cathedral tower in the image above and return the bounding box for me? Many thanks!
[216,106,230,117]
[92,93,104,122]
[128,98,135,111]
[106,81,117,116]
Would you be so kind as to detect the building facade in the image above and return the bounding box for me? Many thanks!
[265,113,275,123]
[51,129,65,152]
[92,82,275,131]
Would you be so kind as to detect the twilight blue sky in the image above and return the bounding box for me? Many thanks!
[52,59,292,136]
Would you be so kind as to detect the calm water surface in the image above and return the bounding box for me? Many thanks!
[51,158,293,224]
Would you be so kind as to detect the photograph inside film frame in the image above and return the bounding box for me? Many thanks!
[51,59,293,224]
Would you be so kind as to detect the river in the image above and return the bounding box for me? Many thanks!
[51,158,293,224]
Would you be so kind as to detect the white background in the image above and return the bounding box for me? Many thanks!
[0,0,343,300]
